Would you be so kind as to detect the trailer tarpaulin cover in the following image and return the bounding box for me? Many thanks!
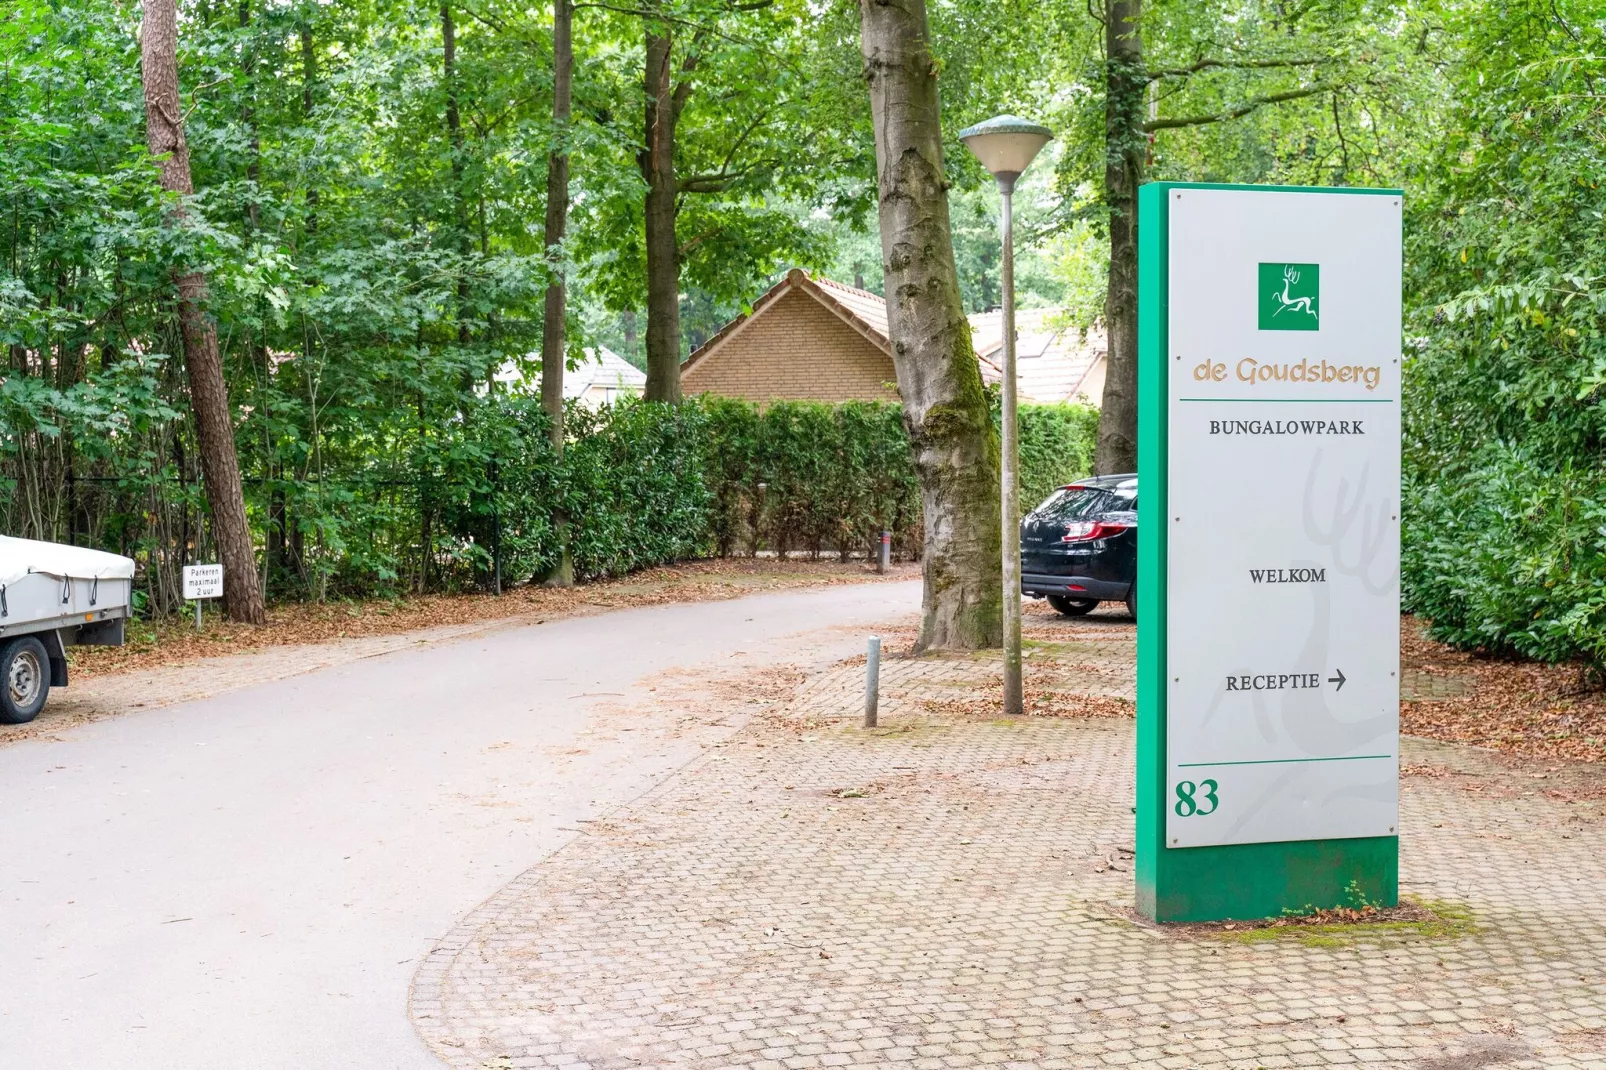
[0,537,136,587]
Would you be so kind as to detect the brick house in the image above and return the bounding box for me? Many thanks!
[680,269,899,403]
[680,268,1104,406]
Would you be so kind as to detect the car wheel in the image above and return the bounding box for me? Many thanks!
[1126,583,1138,622]
[0,636,51,724]
[1047,595,1098,617]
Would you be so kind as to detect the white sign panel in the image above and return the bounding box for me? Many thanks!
[1166,188,1400,848]
[182,563,224,600]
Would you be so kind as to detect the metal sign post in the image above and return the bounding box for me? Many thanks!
[182,564,224,629]
[1136,182,1403,922]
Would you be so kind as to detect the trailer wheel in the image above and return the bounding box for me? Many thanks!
[0,636,50,724]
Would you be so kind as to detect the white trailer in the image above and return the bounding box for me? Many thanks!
[0,536,134,724]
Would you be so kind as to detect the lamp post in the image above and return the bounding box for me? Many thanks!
[959,114,1053,718]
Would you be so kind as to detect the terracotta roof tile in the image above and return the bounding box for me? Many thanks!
[681,268,1105,406]
[968,307,1106,404]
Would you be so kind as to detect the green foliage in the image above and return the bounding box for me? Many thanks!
[1398,0,1606,672]
[564,400,715,578]
[1018,403,1101,509]
[9,0,1604,675]
[0,0,869,610]
[701,398,922,559]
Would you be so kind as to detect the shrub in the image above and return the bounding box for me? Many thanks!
[1018,402,1100,510]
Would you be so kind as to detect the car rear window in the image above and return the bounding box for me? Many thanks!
[1034,487,1119,521]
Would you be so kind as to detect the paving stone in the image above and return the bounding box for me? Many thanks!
[410,609,1606,1069]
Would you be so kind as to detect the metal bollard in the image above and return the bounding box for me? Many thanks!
[864,635,881,728]
[877,531,891,574]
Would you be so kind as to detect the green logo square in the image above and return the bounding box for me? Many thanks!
[1258,262,1320,331]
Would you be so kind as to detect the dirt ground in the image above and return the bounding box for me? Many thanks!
[1399,614,1606,764]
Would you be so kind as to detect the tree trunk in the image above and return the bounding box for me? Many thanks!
[239,0,259,233]
[300,19,318,236]
[858,0,1002,653]
[141,0,266,624]
[641,29,682,403]
[540,0,575,586]
[442,2,471,347]
[1095,0,1144,475]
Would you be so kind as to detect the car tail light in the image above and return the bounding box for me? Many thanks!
[1061,522,1129,543]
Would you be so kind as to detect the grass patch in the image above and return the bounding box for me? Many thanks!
[1022,639,1102,657]
[1205,898,1477,948]
[835,721,951,742]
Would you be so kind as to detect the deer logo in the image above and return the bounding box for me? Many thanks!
[1258,262,1321,331]
[1272,266,1317,319]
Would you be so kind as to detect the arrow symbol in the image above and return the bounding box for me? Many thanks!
[1328,668,1347,691]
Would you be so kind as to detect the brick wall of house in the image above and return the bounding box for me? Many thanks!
[681,288,899,403]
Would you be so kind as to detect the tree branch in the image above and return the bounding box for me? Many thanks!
[1331,91,1351,178]
[678,169,750,193]
[677,226,724,255]
[572,2,762,50]
[1146,55,1331,82]
[182,76,230,124]
[671,27,710,120]
[1144,82,1339,131]
[458,4,511,34]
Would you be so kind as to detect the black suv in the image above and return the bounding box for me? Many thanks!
[1020,474,1137,618]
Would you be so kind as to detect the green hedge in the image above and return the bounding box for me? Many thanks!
[1402,444,1606,672]
[1018,403,1101,511]
[436,394,714,584]
[701,398,924,560]
[1395,3,1606,675]
[436,394,1098,590]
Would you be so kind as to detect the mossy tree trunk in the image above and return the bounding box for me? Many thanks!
[858,0,1002,652]
[541,0,575,586]
[641,26,688,404]
[1096,0,1144,476]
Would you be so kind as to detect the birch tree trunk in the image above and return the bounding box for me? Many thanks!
[641,29,683,403]
[540,0,575,586]
[141,0,266,623]
[858,0,1002,652]
[1095,0,1144,475]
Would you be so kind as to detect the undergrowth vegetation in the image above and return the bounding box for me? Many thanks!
[1400,6,1606,675]
[2,389,1095,611]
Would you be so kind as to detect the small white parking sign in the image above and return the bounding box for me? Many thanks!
[182,564,224,600]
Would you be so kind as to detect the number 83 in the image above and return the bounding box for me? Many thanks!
[1174,779,1219,817]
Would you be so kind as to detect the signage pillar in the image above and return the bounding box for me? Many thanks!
[1136,182,1403,922]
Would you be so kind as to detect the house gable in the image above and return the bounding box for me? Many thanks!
[681,278,899,404]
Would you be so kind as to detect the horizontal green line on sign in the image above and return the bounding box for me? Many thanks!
[1176,397,1397,404]
[1176,755,1394,768]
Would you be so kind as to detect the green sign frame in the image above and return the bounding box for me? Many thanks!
[1135,180,1401,923]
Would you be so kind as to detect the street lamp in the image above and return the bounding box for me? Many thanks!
[959,114,1053,719]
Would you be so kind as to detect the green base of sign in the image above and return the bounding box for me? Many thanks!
[1136,835,1398,923]
[1135,181,1402,923]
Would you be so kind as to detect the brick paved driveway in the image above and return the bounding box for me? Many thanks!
[413,608,1606,1070]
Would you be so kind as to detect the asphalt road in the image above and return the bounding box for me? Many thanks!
[0,580,919,1069]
